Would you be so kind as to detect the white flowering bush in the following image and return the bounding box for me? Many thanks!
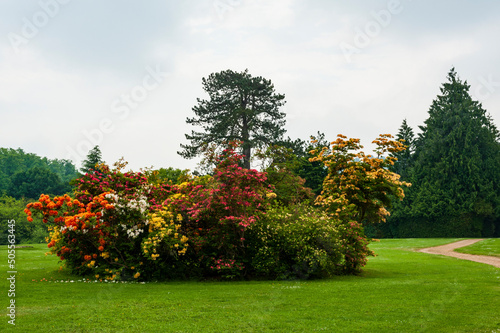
[104,191,149,239]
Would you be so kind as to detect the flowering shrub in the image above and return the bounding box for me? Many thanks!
[25,163,178,281]
[142,209,189,260]
[26,192,127,280]
[25,139,393,281]
[74,163,173,211]
[161,142,273,278]
[311,134,411,224]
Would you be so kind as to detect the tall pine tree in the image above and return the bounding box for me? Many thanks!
[401,68,500,237]
[179,69,287,169]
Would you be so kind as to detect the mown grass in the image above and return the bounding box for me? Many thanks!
[1,239,499,332]
[454,238,500,258]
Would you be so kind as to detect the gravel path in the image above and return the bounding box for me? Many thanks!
[417,239,500,268]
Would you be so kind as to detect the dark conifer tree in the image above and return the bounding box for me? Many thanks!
[406,68,500,236]
[81,146,103,174]
[391,119,415,179]
[179,69,287,169]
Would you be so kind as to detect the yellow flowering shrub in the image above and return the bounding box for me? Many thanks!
[311,134,411,224]
[141,209,189,261]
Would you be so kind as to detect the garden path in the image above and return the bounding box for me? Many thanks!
[418,239,500,268]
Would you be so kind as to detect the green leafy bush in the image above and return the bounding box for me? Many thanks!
[0,195,48,244]
[246,205,373,279]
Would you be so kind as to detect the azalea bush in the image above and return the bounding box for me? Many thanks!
[311,134,411,224]
[25,162,178,281]
[161,142,273,278]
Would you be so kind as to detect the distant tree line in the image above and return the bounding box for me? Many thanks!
[0,148,81,199]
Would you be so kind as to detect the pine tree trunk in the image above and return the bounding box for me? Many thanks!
[243,145,251,169]
[242,114,251,169]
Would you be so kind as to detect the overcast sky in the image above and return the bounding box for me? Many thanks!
[1,0,499,172]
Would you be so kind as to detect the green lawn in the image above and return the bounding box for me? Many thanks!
[454,238,500,258]
[1,239,499,332]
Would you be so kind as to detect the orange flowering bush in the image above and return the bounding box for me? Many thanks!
[311,134,411,224]
[25,164,179,281]
[26,192,117,277]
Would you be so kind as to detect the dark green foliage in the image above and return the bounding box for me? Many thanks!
[272,133,329,196]
[255,145,314,206]
[384,68,500,237]
[275,136,309,158]
[147,167,189,185]
[0,195,49,244]
[47,158,81,184]
[0,148,79,198]
[295,132,330,195]
[80,145,103,174]
[179,69,287,169]
[9,166,71,199]
[390,119,415,180]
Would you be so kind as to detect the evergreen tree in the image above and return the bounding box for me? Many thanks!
[391,119,415,179]
[179,69,287,169]
[81,146,103,174]
[406,68,500,236]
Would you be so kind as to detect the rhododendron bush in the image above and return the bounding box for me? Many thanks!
[25,138,406,280]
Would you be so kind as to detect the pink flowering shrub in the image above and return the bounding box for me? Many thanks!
[162,142,272,278]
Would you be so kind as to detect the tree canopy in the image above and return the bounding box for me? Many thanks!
[0,148,79,198]
[179,69,287,169]
[390,119,415,180]
[383,68,500,237]
[8,166,70,200]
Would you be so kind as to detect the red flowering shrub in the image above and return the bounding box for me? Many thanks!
[162,142,272,278]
